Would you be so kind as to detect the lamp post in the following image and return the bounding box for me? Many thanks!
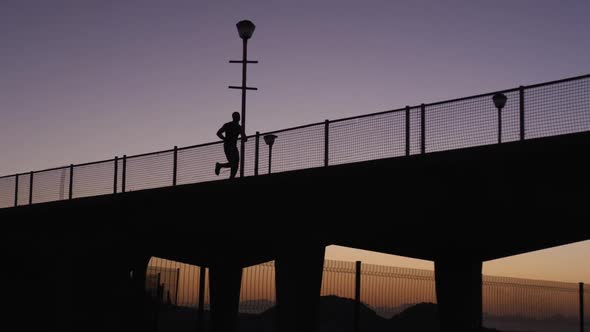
[264,134,277,174]
[229,20,258,178]
[493,93,507,144]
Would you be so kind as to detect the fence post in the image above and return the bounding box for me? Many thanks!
[255,131,260,176]
[69,164,74,200]
[197,266,206,332]
[498,103,503,144]
[354,260,361,332]
[114,156,118,194]
[420,104,426,154]
[324,120,330,167]
[155,273,161,332]
[29,171,33,205]
[122,155,127,193]
[581,282,585,332]
[14,174,19,207]
[175,267,180,305]
[520,85,525,141]
[173,146,178,186]
[405,106,410,156]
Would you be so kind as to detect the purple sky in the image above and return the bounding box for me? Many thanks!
[2,0,589,174]
[1,1,589,281]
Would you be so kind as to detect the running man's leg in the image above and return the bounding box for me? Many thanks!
[228,146,240,179]
[217,144,240,178]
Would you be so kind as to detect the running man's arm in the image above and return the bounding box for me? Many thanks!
[217,125,225,141]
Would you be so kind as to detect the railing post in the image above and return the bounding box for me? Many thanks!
[420,104,426,154]
[175,267,180,305]
[122,155,127,193]
[14,174,19,207]
[69,164,74,200]
[520,85,525,141]
[405,106,410,156]
[324,120,330,167]
[255,131,260,176]
[197,266,206,332]
[268,144,273,174]
[173,146,178,186]
[155,273,161,331]
[114,156,118,194]
[581,282,585,332]
[28,171,34,205]
[354,261,362,332]
[498,105,502,144]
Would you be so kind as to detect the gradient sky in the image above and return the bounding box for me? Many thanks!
[1,1,588,282]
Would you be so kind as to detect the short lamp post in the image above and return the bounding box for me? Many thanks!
[264,134,277,174]
[493,93,508,144]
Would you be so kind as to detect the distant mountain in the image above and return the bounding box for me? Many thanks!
[306,295,388,332]
[388,302,439,332]
[156,296,513,332]
[370,302,416,318]
[238,299,276,313]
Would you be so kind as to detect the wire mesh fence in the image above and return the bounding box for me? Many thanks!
[321,260,357,300]
[16,173,31,206]
[425,89,521,153]
[146,265,181,306]
[258,123,325,175]
[0,176,16,208]
[125,150,175,192]
[1,74,589,209]
[177,142,225,185]
[329,111,407,165]
[72,160,116,199]
[525,78,590,140]
[409,106,423,155]
[147,257,209,310]
[359,263,436,318]
[31,167,71,204]
[146,257,588,332]
[483,277,587,332]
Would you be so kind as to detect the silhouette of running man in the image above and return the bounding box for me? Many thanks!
[215,112,247,179]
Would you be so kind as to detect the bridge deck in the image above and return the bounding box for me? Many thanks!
[3,130,589,266]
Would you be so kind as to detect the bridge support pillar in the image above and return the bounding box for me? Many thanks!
[209,264,243,332]
[3,231,153,332]
[275,245,326,332]
[66,249,152,332]
[4,247,152,332]
[435,256,483,332]
[4,249,61,331]
[120,253,153,332]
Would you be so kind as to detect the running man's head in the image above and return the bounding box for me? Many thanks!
[232,112,240,122]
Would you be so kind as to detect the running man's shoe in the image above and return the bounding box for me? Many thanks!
[215,162,221,176]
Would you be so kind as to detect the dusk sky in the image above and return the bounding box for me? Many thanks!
[1,1,588,282]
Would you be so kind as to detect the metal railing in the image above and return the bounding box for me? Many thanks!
[1,74,589,209]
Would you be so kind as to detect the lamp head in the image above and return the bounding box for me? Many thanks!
[493,93,507,109]
[264,134,277,147]
[236,20,255,40]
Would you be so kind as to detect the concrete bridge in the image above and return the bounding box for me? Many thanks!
[1,74,589,332]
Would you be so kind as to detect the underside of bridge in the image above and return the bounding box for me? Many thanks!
[2,131,589,332]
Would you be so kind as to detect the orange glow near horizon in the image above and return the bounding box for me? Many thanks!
[325,241,590,284]
[147,240,589,320]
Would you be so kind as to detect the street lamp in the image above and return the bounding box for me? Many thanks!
[493,93,507,144]
[236,20,255,40]
[229,20,258,178]
[264,134,277,174]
